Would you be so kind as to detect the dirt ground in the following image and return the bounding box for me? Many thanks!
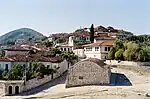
[2,66,150,99]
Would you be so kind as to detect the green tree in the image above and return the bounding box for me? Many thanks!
[115,49,124,60]
[89,24,95,43]
[7,64,24,80]
[48,48,62,57]
[108,47,116,60]
[61,51,78,65]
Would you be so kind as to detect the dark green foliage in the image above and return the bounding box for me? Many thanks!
[108,47,116,60]
[56,38,66,43]
[44,41,53,47]
[73,40,90,45]
[127,35,150,43]
[115,49,124,60]
[61,51,78,65]
[27,62,59,80]
[48,48,62,57]
[7,64,24,80]
[89,24,95,43]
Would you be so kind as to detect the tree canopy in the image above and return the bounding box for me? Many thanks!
[108,40,150,62]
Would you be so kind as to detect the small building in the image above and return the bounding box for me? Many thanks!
[83,41,114,60]
[66,58,111,88]
[56,36,75,52]
[73,48,86,58]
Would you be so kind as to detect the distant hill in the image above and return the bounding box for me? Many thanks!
[0,28,45,44]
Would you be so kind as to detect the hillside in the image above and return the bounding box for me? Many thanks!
[0,28,45,44]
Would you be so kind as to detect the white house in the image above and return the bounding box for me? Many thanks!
[0,55,68,74]
[83,41,114,60]
[56,36,75,52]
[73,48,86,58]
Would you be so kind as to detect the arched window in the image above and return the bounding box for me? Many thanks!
[15,86,19,94]
[8,86,12,95]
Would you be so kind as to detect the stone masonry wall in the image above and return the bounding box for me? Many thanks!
[66,61,110,88]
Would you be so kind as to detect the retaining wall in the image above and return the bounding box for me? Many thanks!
[105,60,150,66]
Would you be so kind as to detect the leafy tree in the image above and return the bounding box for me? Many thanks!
[44,41,53,47]
[115,40,124,50]
[89,24,95,43]
[56,38,66,43]
[61,51,78,65]
[115,49,124,60]
[108,47,116,60]
[48,48,62,57]
[7,64,24,80]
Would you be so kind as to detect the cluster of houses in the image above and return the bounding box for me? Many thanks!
[0,25,133,95]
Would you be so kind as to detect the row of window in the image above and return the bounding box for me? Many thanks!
[60,48,70,51]
[86,47,111,51]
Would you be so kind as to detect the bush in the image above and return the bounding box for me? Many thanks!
[115,49,124,60]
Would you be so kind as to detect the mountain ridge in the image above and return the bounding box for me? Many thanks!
[0,28,45,44]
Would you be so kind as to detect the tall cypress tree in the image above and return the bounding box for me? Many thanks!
[90,24,94,43]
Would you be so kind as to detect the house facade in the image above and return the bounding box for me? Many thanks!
[66,58,111,88]
[83,41,114,60]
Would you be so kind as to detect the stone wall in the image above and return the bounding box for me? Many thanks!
[105,60,150,66]
[23,74,53,91]
[66,61,110,88]
[0,80,24,96]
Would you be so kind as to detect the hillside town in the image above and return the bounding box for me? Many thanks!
[0,25,150,99]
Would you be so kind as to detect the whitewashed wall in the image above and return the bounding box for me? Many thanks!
[73,49,85,58]
[0,62,12,70]
[84,47,101,59]
[5,50,29,56]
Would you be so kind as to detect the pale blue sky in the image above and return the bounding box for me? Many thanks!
[0,0,149,36]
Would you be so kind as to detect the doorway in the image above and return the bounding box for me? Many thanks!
[15,86,19,94]
[8,86,12,95]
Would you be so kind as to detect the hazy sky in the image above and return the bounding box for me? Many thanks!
[0,0,149,36]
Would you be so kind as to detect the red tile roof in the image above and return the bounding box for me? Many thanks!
[83,40,115,47]
[0,55,63,63]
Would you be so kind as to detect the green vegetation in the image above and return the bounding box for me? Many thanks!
[108,39,150,62]
[89,24,95,43]
[0,62,59,80]
[127,35,150,43]
[55,38,66,43]
[61,51,78,65]
[48,48,78,65]
[73,39,90,45]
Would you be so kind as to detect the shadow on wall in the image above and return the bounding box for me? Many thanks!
[110,73,132,86]
[18,72,67,96]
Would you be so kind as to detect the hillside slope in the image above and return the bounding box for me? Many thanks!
[0,28,45,44]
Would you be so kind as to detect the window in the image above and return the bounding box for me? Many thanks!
[68,48,70,51]
[5,64,8,71]
[105,47,107,51]
[60,48,63,51]
[47,65,50,69]
[108,47,110,51]
[95,47,99,51]
[105,56,107,59]
[79,76,83,79]
[86,47,92,51]
[64,48,66,51]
